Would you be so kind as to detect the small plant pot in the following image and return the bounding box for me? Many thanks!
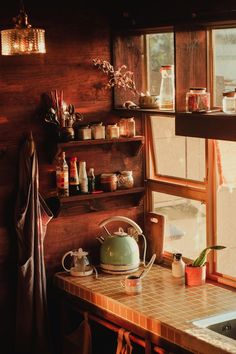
[185,264,206,286]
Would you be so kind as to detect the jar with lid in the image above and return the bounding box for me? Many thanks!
[222,91,235,114]
[118,118,128,137]
[76,125,92,140]
[126,118,135,137]
[106,124,120,139]
[91,122,105,139]
[186,87,210,112]
[117,171,134,189]
[159,65,175,110]
[100,173,118,192]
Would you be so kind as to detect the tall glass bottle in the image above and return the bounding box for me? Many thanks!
[88,168,96,193]
[159,65,175,111]
[79,161,88,193]
[69,157,80,195]
[56,151,69,197]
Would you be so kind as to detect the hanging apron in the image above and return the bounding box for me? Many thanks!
[14,133,53,354]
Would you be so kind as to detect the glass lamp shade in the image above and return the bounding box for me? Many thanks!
[1,27,46,55]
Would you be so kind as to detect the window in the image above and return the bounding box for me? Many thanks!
[213,28,236,106]
[146,33,174,96]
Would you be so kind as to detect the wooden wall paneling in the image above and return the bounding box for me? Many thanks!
[113,34,145,107]
[0,5,145,353]
[175,29,208,112]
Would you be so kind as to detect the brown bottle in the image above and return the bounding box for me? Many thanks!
[69,157,80,195]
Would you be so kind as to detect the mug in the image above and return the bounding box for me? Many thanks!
[121,275,142,295]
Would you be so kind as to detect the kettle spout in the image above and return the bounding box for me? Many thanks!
[96,236,104,244]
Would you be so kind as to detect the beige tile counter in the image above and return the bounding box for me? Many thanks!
[54,265,236,354]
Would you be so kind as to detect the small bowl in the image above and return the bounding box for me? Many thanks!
[139,95,159,109]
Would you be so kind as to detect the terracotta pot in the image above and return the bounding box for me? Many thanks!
[185,264,206,286]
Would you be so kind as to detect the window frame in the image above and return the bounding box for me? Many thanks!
[144,25,236,288]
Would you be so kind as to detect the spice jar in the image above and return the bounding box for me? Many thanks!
[117,171,134,189]
[126,118,135,137]
[76,125,92,140]
[100,173,117,192]
[91,122,105,139]
[118,118,136,137]
[222,91,235,114]
[186,87,210,112]
[118,118,127,137]
[106,124,120,139]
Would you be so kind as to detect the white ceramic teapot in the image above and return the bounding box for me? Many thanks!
[62,248,94,277]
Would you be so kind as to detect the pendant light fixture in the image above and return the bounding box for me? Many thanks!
[1,1,46,55]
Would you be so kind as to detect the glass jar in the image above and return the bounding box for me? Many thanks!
[159,65,175,110]
[106,124,120,139]
[100,173,118,192]
[186,87,210,112]
[117,171,134,189]
[118,118,128,137]
[126,118,136,137]
[222,91,235,114]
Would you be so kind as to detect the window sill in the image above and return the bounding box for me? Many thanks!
[114,107,175,115]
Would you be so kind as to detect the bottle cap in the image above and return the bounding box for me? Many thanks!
[173,253,182,260]
[223,91,235,97]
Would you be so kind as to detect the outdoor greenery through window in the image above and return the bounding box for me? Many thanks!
[213,28,236,106]
[146,33,174,96]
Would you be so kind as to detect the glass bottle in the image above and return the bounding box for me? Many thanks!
[159,65,175,111]
[69,157,80,195]
[172,253,185,278]
[88,168,96,193]
[78,161,88,193]
[56,151,69,197]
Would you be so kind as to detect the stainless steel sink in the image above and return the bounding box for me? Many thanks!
[193,311,236,340]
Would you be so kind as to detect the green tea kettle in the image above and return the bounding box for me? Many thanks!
[97,216,147,274]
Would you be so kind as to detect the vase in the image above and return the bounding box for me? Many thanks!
[185,264,206,286]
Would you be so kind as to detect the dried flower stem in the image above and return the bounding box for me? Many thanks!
[93,58,138,95]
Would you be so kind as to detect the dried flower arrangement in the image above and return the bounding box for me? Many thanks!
[93,58,138,95]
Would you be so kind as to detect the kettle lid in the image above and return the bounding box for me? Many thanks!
[76,248,88,258]
[113,227,128,237]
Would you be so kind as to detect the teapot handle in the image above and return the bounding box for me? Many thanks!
[62,251,73,272]
[99,216,143,235]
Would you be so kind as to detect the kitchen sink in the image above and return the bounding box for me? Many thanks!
[192,311,236,340]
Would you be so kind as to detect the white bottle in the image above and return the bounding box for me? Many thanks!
[172,253,185,278]
[56,151,69,197]
[79,161,88,193]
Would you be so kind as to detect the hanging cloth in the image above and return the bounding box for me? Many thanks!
[116,328,133,354]
[214,140,236,191]
[14,133,53,354]
[64,312,92,354]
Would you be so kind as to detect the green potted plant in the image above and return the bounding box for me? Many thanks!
[185,245,226,286]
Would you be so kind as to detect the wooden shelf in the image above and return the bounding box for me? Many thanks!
[60,187,145,204]
[175,112,236,141]
[58,136,144,149]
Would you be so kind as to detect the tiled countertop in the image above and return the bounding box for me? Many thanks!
[54,265,236,354]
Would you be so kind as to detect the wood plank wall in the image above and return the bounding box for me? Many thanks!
[0,4,144,353]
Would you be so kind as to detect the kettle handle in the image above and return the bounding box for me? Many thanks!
[99,216,143,235]
[62,251,73,272]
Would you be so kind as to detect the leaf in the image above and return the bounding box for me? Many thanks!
[192,245,226,267]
